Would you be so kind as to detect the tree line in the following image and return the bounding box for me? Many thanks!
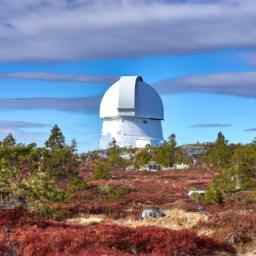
[1,124,256,215]
[0,125,85,219]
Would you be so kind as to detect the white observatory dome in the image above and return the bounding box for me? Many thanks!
[99,76,164,149]
[100,76,164,120]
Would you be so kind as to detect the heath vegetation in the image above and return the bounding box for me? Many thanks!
[0,126,256,255]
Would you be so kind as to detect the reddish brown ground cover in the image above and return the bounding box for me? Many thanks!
[0,208,235,256]
[2,168,256,255]
[66,168,212,218]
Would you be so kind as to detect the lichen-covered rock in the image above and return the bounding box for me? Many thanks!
[141,208,165,219]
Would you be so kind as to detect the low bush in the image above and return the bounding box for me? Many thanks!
[0,209,235,256]
[65,176,87,201]
[204,184,224,205]
[196,209,256,243]
[191,192,205,204]
[92,162,111,180]
[11,224,235,256]
[98,185,128,201]
[134,150,152,169]
[35,203,70,221]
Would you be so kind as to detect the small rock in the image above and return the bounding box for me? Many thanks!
[141,208,165,219]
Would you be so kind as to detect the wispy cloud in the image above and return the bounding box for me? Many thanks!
[0,0,255,61]
[154,72,256,99]
[0,120,49,144]
[244,128,256,132]
[0,72,117,84]
[239,52,256,67]
[0,120,50,129]
[0,96,101,113]
[0,129,47,144]
[189,123,232,128]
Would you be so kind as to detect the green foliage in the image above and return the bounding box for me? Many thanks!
[134,150,152,169]
[65,176,87,201]
[70,138,78,153]
[15,171,64,203]
[153,143,169,167]
[0,142,43,170]
[45,124,66,151]
[204,143,256,204]
[168,133,177,167]
[204,132,232,169]
[191,192,205,204]
[44,147,79,177]
[36,203,70,220]
[17,171,66,219]
[0,159,65,214]
[230,144,256,190]
[93,162,111,180]
[153,133,177,167]
[81,150,102,162]
[204,184,224,205]
[176,147,184,164]
[0,165,19,197]
[2,133,16,147]
[97,185,127,201]
[107,138,128,169]
[0,125,83,220]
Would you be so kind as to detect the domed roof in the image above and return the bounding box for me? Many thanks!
[100,76,164,120]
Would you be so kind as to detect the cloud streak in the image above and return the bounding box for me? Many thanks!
[239,52,256,67]
[189,123,232,128]
[244,128,256,132]
[0,120,49,144]
[0,72,117,84]
[1,71,256,114]
[0,120,50,129]
[0,129,46,144]
[0,0,255,61]
[154,72,256,99]
[0,96,101,113]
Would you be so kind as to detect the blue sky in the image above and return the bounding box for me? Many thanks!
[0,0,256,151]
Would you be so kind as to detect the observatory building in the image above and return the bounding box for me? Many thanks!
[99,76,164,149]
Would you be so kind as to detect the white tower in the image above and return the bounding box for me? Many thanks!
[99,76,164,149]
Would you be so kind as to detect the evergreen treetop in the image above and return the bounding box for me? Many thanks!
[45,125,66,151]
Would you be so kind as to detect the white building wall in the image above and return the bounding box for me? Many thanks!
[99,117,163,149]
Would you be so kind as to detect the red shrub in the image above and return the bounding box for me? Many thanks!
[0,208,41,228]
[11,224,235,256]
[0,207,235,256]
[0,228,8,253]
[197,209,256,242]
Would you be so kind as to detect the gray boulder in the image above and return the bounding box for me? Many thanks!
[141,208,165,219]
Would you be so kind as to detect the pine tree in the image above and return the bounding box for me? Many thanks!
[107,138,123,169]
[153,133,177,167]
[251,137,256,146]
[176,147,184,164]
[45,125,65,151]
[167,133,177,167]
[205,132,232,169]
[70,138,78,153]
[2,133,16,147]
[135,150,152,169]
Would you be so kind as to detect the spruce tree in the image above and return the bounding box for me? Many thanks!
[45,125,65,151]
[70,138,78,153]
[167,133,177,167]
[2,133,16,147]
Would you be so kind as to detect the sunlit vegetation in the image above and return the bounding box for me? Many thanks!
[0,208,235,256]
[1,126,256,254]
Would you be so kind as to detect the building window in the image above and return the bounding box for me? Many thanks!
[143,120,148,124]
